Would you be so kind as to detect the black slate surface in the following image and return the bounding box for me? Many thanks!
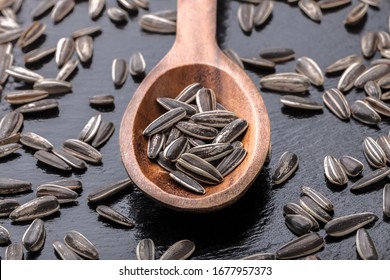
[1,0,390,260]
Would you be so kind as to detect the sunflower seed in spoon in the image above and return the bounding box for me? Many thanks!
[260,73,310,93]
[15,99,59,114]
[213,119,248,144]
[5,242,24,260]
[325,54,362,74]
[9,196,59,222]
[107,7,128,22]
[64,231,99,260]
[157,98,197,116]
[323,88,351,120]
[129,51,145,76]
[112,58,128,86]
[33,79,72,94]
[4,90,48,105]
[169,171,205,194]
[87,178,132,203]
[176,121,218,140]
[96,205,135,227]
[164,137,188,162]
[89,95,114,106]
[338,62,367,92]
[354,64,390,88]
[52,241,81,260]
[91,120,115,148]
[156,151,176,172]
[56,37,75,67]
[56,58,79,81]
[298,0,322,22]
[195,88,217,113]
[351,167,390,192]
[363,136,387,168]
[89,0,105,19]
[147,132,165,159]
[31,0,55,19]
[324,155,348,185]
[0,143,21,158]
[319,0,352,9]
[52,149,87,170]
[78,114,102,143]
[0,178,32,195]
[160,240,195,260]
[350,100,381,126]
[188,143,234,162]
[325,212,377,237]
[0,224,10,244]
[237,3,254,33]
[6,65,43,83]
[75,36,93,63]
[138,14,176,34]
[175,83,202,103]
[51,0,75,23]
[361,32,378,58]
[344,2,368,26]
[191,110,238,128]
[280,95,323,110]
[276,232,324,260]
[216,146,247,177]
[20,132,53,151]
[24,46,56,64]
[63,139,102,163]
[253,0,273,27]
[285,214,313,236]
[144,108,186,136]
[340,155,364,177]
[22,218,45,252]
[301,186,333,212]
[17,21,46,48]
[295,56,324,86]
[136,239,155,260]
[177,153,223,183]
[0,199,20,217]
[272,151,298,185]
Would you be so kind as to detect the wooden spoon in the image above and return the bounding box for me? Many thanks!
[119,0,270,212]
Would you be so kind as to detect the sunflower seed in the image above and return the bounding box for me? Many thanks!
[75,36,93,63]
[0,10,18,29]
[33,79,72,94]
[31,0,55,19]
[89,95,114,106]
[87,178,132,203]
[129,51,145,76]
[295,56,324,86]
[324,212,377,237]
[340,155,364,177]
[22,218,45,252]
[378,75,390,89]
[138,14,176,34]
[160,239,195,260]
[56,58,79,81]
[237,3,254,33]
[323,88,351,120]
[0,142,21,158]
[107,7,128,22]
[351,100,381,125]
[260,73,310,93]
[344,2,368,26]
[191,110,238,128]
[326,54,363,74]
[163,137,188,162]
[16,21,46,49]
[213,119,248,144]
[143,108,186,136]
[375,136,390,163]
[15,99,59,114]
[24,46,56,64]
[0,28,23,44]
[0,224,10,244]
[280,95,323,110]
[365,96,390,117]
[169,171,205,194]
[0,199,19,217]
[5,242,24,260]
[9,195,59,222]
[4,90,49,105]
[34,150,71,171]
[156,151,176,172]
[51,0,75,23]
[112,58,128,86]
[241,253,276,260]
[133,0,149,9]
[71,26,102,39]
[283,202,320,230]
[324,155,348,185]
[147,132,165,159]
[259,48,295,63]
[223,48,244,69]
[63,139,102,163]
[40,179,82,191]
[177,153,223,183]
[354,64,390,88]
[319,0,352,9]
[240,56,275,70]
[52,241,81,260]
[361,32,378,58]
[188,143,234,162]
[175,83,202,103]
[384,184,390,217]
[157,98,197,116]
[90,121,115,148]
[176,121,218,140]
[276,232,324,260]
[20,132,53,151]
[64,230,99,260]
[356,228,378,260]
[0,133,20,146]
[363,136,387,168]
[0,52,13,83]
[360,0,380,7]
[382,91,390,100]
[338,62,367,92]
[272,151,299,185]
[6,65,44,83]
[298,0,322,22]
[187,137,206,147]
[56,37,75,67]
[0,178,31,194]
[136,239,155,260]
[301,186,333,211]
[351,167,390,191]
[216,147,247,177]
[164,127,181,148]
[364,81,382,99]
[253,0,273,27]
[52,149,87,170]
[118,0,138,12]
[89,0,105,19]
[371,59,390,66]
[78,114,102,143]
[96,205,135,227]
[377,31,390,51]
[195,88,216,113]
[0,111,23,139]
[285,214,313,236]
[299,196,332,223]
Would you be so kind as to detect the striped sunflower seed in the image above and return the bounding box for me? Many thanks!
[89,95,114,106]
[0,142,21,158]
[139,14,176,34]
[147,132,165,159]
[237,3,254,33]
[376,136,390,163]
[160,240,195,260]
[187,137,206,147]
[0,133,20,146]
[344,2,368,26]
[129,51,146,76]
[22,218,45,252]
[177,153,223,183]
[165,127,182,148]
[0,198,20,217]
[176,121,218,140]
[52,241,81,260]
[56,37,75,67]
[298,0,322,22]
[52,149,87,170]
[188,143,233,162]
[0,28,23,44]
[51,0,75,23]
[351,167,390,192]
[0,178,31,194]
[216,146,247,176]
[87,178,132,203]
[0,224,10,244]
[71,26,102,39]
[17,21,46,48]
[285,214,313,236]
[377,31,390,51]
[63,139,102,163]
[107,7,128,22]
[301,186,333,211]
[157,98,197,116]
[240,56,275,70]
[118,0,138,12]
[196,88,217,113]
[272,151,299,185]
[96,205,135,227]
[354,64,390,88]
[280,95,323,110]
[78,114,102,143]
[382,91,390,101]
[169,171,205,194]
[6,65,43,83]
[223,48,244,69]
[319,0,351,9]
[163,137,188,162]
[64,230,99,260]
[299,196,332,223]
[9,196,59,222]
[378,75,390,89]
[283,202,320,230]
[24,46,56,64]
[364,81,382,99]
[350,100,381,126]
[361,32,378,58]
[295,56,324,86]
[365,96,390,117]
[259,48,295,63]
[133,0,149,9]
[15,99,59,114]
[191,110,238,128]
[112,58,128,86]
[324,155,348,185]
[276,232,324,260]
[75,36,93,63]
[322,88,351,120]
[143,108,186,136]
[371,59,390,66]
[339,155,364,177]
[31,0,55,19]
[324,212,377,237]
[0,111,23,139]
[325,54,362,74]
[89,0,105,19]
[359,0,380,7]
[363,136,386,168]
[20,132,53,151]
[34,150,71,171]
[253,0,273,27]
[356,228,378,260]
[33,79,72,94]
[213,119,248,144]
[4,90,48,105]
[383,184,390,217]
[56,58,79,81]
[260,73,310,93]
[156,151,176,172]
[136,239,155,260]
[175,83,202,103]
[5,242,24,260]
[39,179,82,191]
[338,62,367,92]
[90,120,115,148]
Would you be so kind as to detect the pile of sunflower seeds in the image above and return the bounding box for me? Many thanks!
[144,83,248,194]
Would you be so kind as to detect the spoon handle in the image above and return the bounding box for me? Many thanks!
[174,0,218,55]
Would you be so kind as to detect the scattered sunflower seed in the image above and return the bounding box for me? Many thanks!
[350,100,381,126]
[325,54,362,74]
[136,239,155,260]
[299,196,332,223]
[283,202,320,230]
[9,195,59,222]
[237,3,254,33]
[90,120,115,148]
[364,81,382,99]
[64,230,99,260]
[0,143,22,158]
[4,90,49,105]
[71,26,102,39]
[295,56,324,86]
[139,14,176,34]
[87,178,133,203]
[319,0,352,9]
[89,95,114,106]
[17,21,46,48]
[253,0,273,27]
[34,150,72,171]
[56,58,79,81]
[365,96,390,117]
[241,253,276,260]
[51,0,75,23]
[20,132,53,151]
[52,241,81,260]
[56,37,75,67]
[298,0,322,22]
[24,46,56,64]
[31,0,55,19]
[112,58,128,86]
[272,151,299,185]
[160,239,195,260]
[52,149,87,170]
[0,198,20,217]
[339,155,364,177]
[89,0,105,19]
[223,48,244,69]
[129,51,146,76]
[96,205,135,227]
[361,32,378,58]
[344,2,368,26]
[354,64,390,88]
[78,113,102,143]
[285,214,313,236]
[276,232,324,260]
[362,136,387,168]
[280,95,323,110]
[0,224,10,244]
[322,88,351,120]
[259,48,295,63]
[0,178,32,195]
[356,228,378,260]
[75,36,93,63]
[383,184,390,217]
[324,212,377,237]
[301,186,333,212]
[63,138,102,163]
[15,99,59,114]
[5,242,24,260]
[260,72,310,93]
[6,65,44,83]
[22,218,45,252]
[107,7,128,22]
[33,79,72,94]
[324,155,348,185]
[351,167,390,192]
[338,62,367,92]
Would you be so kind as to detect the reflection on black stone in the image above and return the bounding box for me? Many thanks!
[281,106,323,119]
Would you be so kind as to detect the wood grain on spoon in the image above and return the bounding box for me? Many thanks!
[119,0,270,212]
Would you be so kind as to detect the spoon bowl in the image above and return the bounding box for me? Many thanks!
[119,0,270,212]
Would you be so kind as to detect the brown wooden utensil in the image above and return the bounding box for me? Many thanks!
[119,0,270,212]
